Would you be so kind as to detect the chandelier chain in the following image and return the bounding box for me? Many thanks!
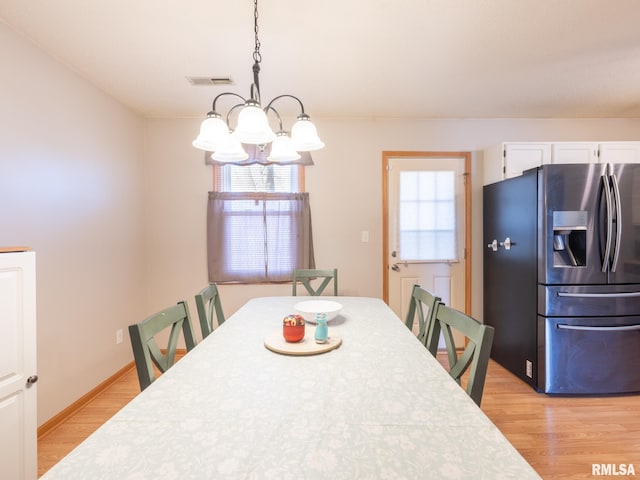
[253,0,261,65]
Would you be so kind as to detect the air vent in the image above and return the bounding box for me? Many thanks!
[186,76,234,86]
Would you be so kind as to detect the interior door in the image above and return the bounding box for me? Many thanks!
[383,152,470,330]
[0,251,37,480]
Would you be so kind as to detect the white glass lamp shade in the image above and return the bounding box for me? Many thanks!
[211,132,249,163]
[291,117,325,151]
[233,101,276,144]
[267,132,301,162]
[192,115,228,151]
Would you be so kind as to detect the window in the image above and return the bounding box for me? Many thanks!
[207,164,315,283]
[215,164,302,193]
[398,170,457,261]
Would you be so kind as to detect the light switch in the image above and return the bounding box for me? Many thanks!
[361,230,369,243]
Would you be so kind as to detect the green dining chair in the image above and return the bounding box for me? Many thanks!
[128,301,197,391]
[292,268,338,296]
[195,283,225,339]
[426,303,495,406]
[405,285,442,347]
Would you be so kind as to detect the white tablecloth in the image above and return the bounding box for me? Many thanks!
[42,296,540,479]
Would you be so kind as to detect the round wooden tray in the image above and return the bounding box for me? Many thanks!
[264,332,342,356]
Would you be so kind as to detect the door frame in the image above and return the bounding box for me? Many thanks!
[382,151,472,314]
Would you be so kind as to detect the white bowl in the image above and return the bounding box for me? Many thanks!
[294,300,343,324]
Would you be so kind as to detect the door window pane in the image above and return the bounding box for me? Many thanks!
[399,171,457,261]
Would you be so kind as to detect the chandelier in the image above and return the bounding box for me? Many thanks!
[192,0,325,163]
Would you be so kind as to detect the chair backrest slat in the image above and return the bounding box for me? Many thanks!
[292,268,338,296]
[195,283,225,339]
[426,303,495,406]
[405,285,442,347]
[128,301,197,391]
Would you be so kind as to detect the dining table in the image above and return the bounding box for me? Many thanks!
[41,296,541,479]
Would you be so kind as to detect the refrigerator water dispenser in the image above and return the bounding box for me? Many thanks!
[552,211,587,267]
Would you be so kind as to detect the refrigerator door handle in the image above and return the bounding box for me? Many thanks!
[557,291,640,298]
[601,172,613,273]
[499,237,513,250]
[487,239,498,252]
[558,324,640,332]
[610,172,622,273]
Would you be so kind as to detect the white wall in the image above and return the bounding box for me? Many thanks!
[144,117,640,328]
[0,21,145,424]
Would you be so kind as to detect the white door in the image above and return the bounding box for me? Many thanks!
[0,251,37,479]
[384,154,468,329]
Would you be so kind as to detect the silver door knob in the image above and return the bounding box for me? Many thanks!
[391,264,401,272]
[26,375,38,386]
[487,239,498,252]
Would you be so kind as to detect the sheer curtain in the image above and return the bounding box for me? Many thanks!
[207,192,315,283]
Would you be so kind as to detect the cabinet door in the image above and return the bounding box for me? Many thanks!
[551,142,599,164]
[483,143,504,185]
[599,142,640,164]
[503,143,551,179]
[0,251,37,480]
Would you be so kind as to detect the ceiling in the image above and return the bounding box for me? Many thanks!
[2,0,640,120]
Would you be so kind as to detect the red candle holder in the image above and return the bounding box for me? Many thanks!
[283,314,305,343]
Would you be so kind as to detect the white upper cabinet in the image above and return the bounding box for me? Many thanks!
[599,142,640,164]
[504,143,551,178]
[484,142,551,184]
[484,141,640,184]
[551,142,599,164]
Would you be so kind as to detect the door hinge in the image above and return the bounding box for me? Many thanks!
[503,148,507,174]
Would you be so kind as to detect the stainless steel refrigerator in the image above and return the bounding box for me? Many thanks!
[483,163,640,394]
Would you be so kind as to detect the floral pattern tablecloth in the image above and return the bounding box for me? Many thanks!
[42,296,541,479]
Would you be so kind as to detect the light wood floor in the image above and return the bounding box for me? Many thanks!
[38,357,640,479]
